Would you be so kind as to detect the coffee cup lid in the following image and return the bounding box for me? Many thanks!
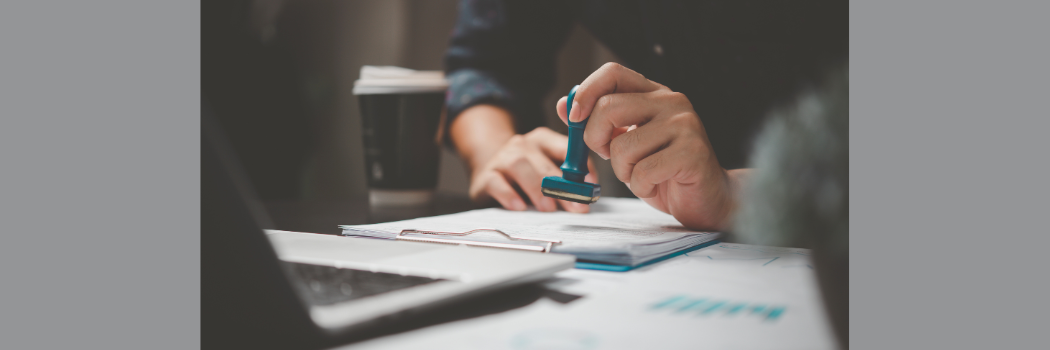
[353,66,449,95]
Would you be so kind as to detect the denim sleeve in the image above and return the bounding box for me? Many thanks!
[444,0,578,134]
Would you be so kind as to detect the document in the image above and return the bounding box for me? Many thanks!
[341,198,719,266]
[337,242,835,350]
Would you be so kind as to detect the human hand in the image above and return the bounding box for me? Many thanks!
[465,125,597,213]
[557,63,740,230]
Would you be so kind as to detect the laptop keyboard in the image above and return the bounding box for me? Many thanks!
[282,261,446,307]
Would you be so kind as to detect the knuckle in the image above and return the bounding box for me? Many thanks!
[664,91,693,108]
[609,130,633,157]
[600,62,624,72]
[668,112,699,128]
[612,162,632,183]
[527,126,549,138]
[505,134,526,148]
[594,94,616,113]
[583,130,602,150]
[523,129,540,142]
[638,156,661,175]
[511,154,531,168]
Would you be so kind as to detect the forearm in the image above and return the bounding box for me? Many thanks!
[450,104,517,175]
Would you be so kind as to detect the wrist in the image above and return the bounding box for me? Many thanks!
[719,168,752,230]
[450,104,517,175]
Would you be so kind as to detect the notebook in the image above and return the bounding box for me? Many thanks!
[340,198,720,271]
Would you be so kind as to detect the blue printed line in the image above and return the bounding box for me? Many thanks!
[675,299,708,313]
[706,256,776,261]
[650,295,686,310]
[716,245,810,256]
[750,304,767,314]
[765,306,786,321]
[699,301,727,315]
[762,257,780,266]
[724,303,748,316]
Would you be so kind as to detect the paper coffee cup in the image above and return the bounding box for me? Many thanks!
[354,66,448,207]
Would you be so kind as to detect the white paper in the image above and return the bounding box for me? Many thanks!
[336,242,836,350]
[341,198,719,265]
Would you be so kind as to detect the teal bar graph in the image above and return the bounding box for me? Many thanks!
[650,295,687,310]
[699,301,727,315]
[724,303,748,316]
[765,306,786,321]
[675,299,708,313]
[648,296,786,322]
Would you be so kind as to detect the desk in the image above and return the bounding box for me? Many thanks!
[264,194,480,235]
[265,196,578,346]
[265,197,835,350]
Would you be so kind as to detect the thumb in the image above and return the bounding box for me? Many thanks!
[556,95,569,125]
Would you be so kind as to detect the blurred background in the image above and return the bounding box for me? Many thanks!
[202,0,632,201]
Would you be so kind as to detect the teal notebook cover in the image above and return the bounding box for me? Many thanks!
[573,240,720,272]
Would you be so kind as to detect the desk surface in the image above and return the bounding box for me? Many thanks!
[263,197,832,350]
[264,194,480,235]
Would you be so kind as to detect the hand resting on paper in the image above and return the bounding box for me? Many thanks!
[451,104,597,213]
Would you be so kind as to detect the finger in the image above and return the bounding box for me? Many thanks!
[556,199,590,213]
[585,92,666,159]
[586,156,599,181]
[610,125,632,140]
[532,128,570,162]
[609,120,678,184]
[629,144,696,198]
[556,96,569,125]
[486,175,527,211]
[584,171,598,184]
[529,150,564,178]
[503,156,558,212]
[570,62,662,122]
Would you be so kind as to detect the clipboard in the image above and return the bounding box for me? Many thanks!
[395,228,561,253]
[393,227,720,272]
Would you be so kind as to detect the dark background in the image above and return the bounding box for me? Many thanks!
[202,0,633,201]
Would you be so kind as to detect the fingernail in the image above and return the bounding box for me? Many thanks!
[599,153,609,160]
[569,101,580,122]
[544,198,557,212]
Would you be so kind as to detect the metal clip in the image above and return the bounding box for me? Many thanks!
[396,228,561,253]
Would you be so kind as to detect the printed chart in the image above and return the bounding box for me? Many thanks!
[649,295,787,322]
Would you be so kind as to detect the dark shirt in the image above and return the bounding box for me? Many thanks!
[444,0,846,169]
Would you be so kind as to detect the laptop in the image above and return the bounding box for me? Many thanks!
[202,106,575,349]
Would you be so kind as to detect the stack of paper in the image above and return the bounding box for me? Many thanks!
[340,198,719,267]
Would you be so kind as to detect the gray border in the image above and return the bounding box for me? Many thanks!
[2,1,1049,349]
[851,1,1050,349]
[0,1,199,349]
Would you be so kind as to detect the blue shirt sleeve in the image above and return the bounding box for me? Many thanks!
[444,0,578,134]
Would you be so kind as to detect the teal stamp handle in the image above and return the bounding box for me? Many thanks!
[560,85,589,183]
